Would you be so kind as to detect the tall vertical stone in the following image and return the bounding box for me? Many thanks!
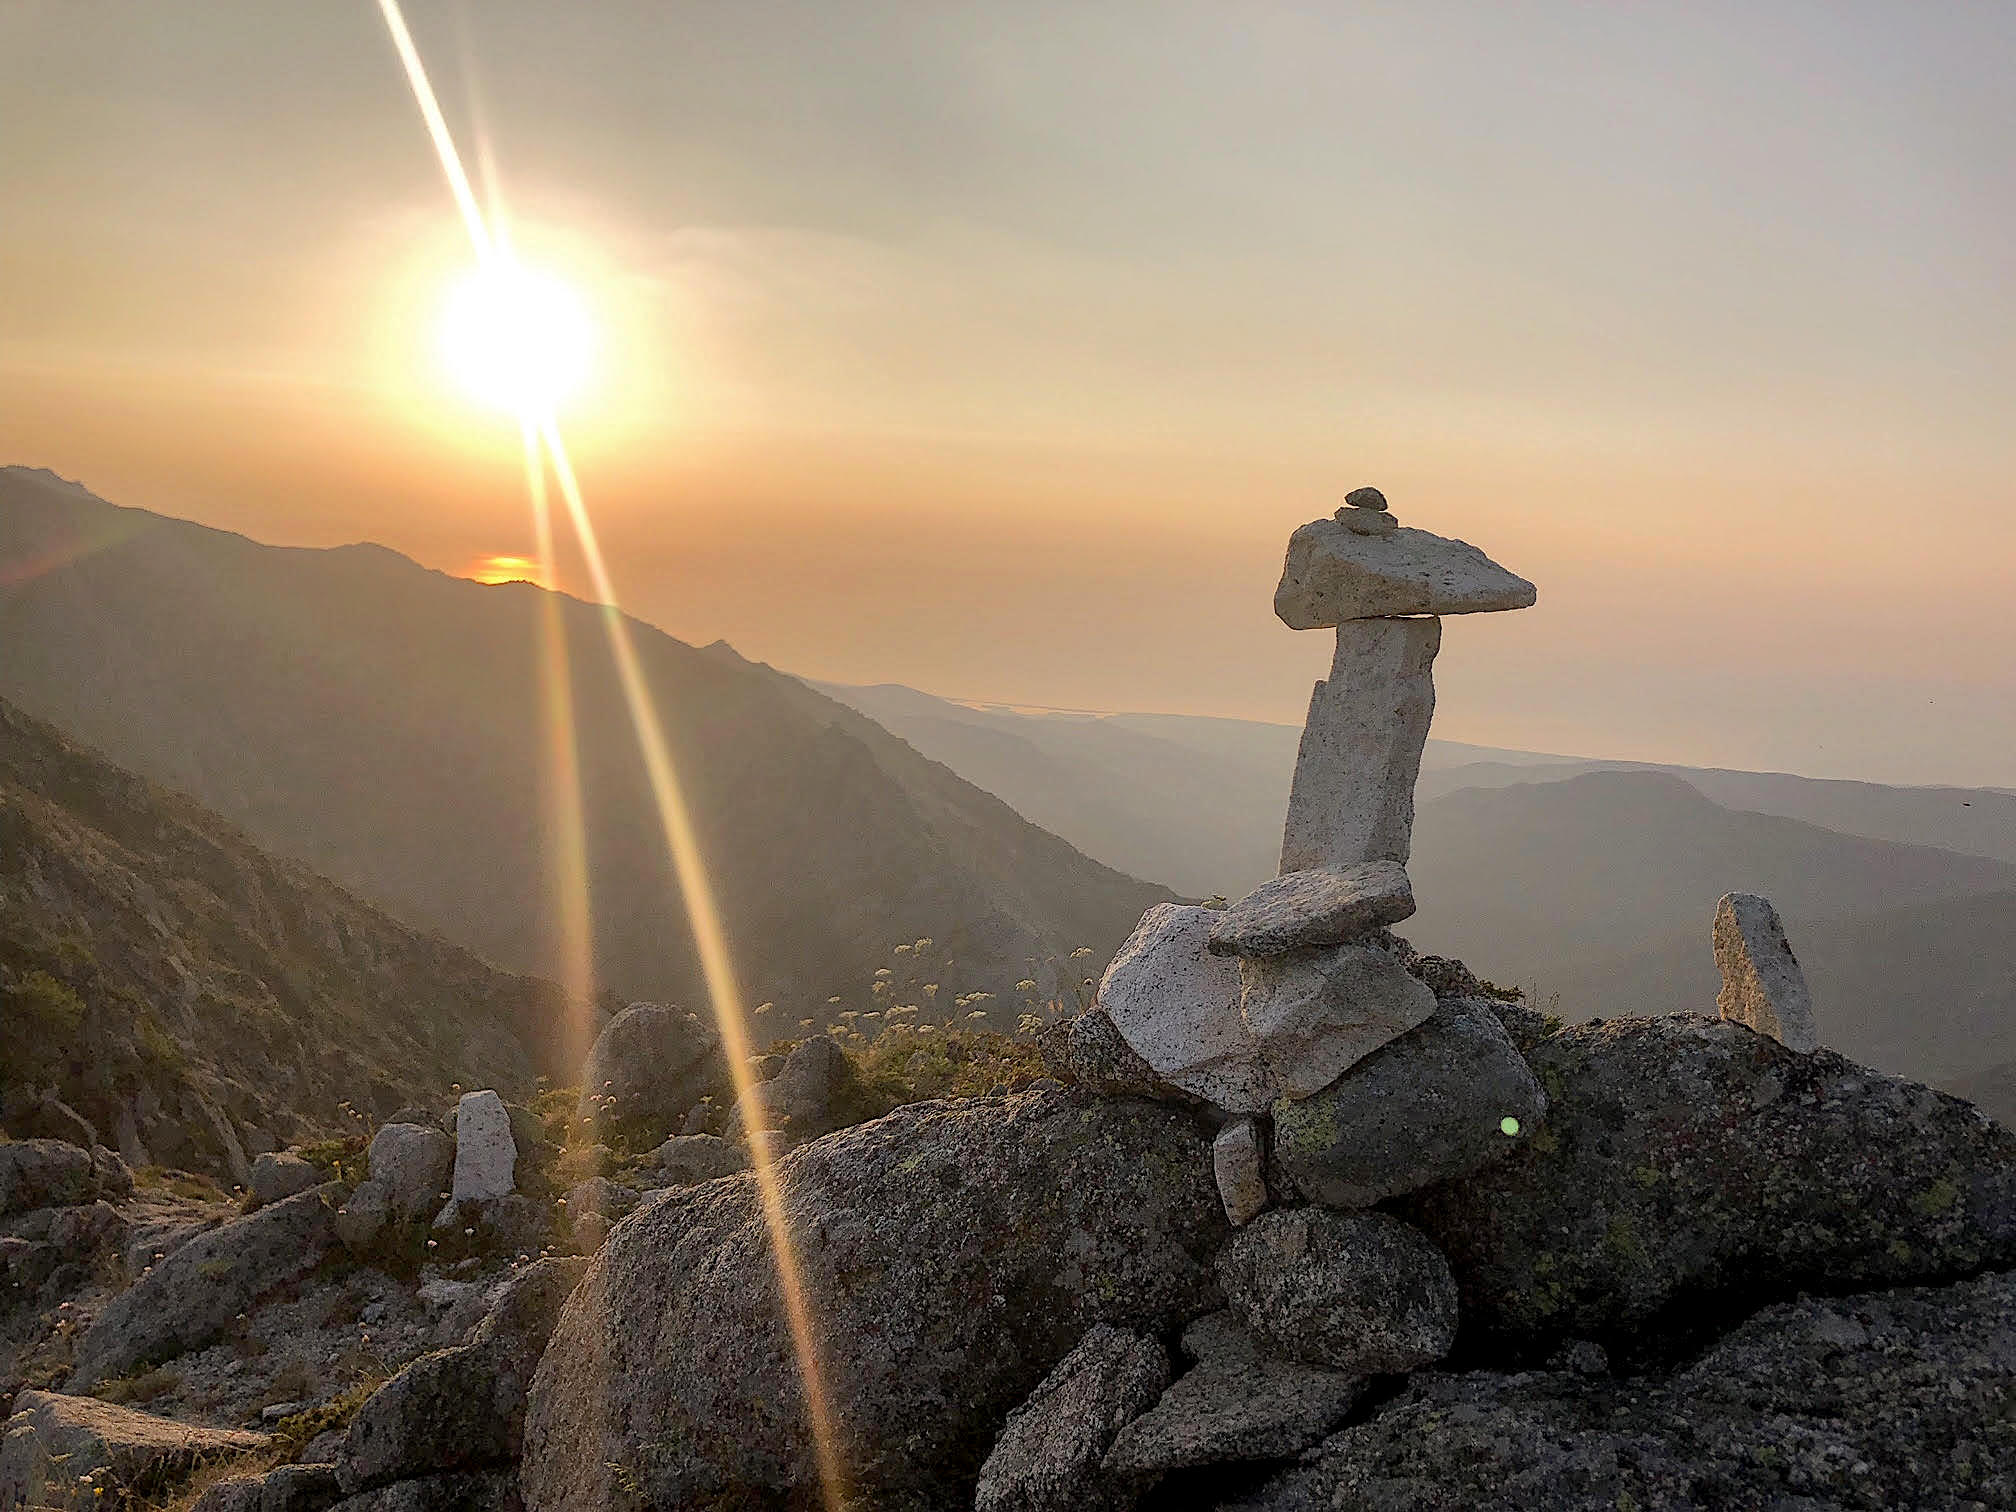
[1713,893,1819,1053]
[1280,616,1440,871]
[449,1090,518,1205]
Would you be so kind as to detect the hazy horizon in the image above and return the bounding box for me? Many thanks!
[4,2,2013,786]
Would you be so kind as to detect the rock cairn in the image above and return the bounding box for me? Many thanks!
[1095,487,1539,1225]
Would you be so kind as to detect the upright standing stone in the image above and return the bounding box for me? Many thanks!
[1281,617,1440,870]
[1713,893,1819,1053]
[1212,1120,1269,1228]
[449,1091,517,1206]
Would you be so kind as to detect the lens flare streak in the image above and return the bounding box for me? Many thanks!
[522,426,596,1070]
[371,4,848,1504]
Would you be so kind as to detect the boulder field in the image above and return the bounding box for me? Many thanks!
[6,987,2014,1511]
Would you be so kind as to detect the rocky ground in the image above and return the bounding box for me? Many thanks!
[3,958,2014,1512]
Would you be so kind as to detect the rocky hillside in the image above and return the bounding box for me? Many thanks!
[0,694,577,1179]
[4,950,2014,1510]
[0,467,1170,1020]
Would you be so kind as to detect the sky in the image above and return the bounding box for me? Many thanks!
[2,1,2012,786]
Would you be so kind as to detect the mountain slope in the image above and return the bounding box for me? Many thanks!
[0,694,576,1178]
[814,682,1296,898]
[1417,760,2016,867]
[0,468,1168,1020]
[1404,771,2016,989]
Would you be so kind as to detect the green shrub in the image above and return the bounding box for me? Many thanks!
[295,1135,368,1183]
[837,1025,1050,1125]
[3,968,86,1033]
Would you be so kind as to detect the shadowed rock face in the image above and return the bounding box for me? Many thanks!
[521,1090,1225,1512]
[338,1257,586,1494]
[1228,1269,2016,1512]
[1400,1015,2016,1365]
[66,1183,341,1392]
[1271,995,1546,1210]
[1216,1210,1458,1376]
[974,1324,1170,1512]
[574,1003,726,1148]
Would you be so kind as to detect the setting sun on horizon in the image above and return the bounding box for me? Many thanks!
[437,259,597,418]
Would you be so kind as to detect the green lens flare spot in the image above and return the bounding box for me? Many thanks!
[1499,1116,1522,1137]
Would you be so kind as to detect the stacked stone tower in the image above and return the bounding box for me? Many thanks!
[1092,487,1539,1221]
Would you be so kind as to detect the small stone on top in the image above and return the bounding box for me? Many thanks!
[1343,485,1389,512]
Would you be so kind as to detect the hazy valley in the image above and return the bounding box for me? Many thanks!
[824,678,2016,1119]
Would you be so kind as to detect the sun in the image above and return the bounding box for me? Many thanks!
[438,258,595,416]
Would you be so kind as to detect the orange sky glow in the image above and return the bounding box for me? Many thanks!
[2,2,2012,785]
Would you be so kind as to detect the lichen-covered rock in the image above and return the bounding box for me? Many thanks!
[740,1034,856,1144]
[1226,1269,2016,1512]
[250,1151,321,1208]
[649,1132,747,1186]
[1217,1210,1457,1375]
[1273,996,1546,1210]
[1102,1311,1365,1477]
[338,1257,586,1492]
[0,1138,100,1214]
[326,1471,522,1512]
[1400,1015,2016,1361]
[67,1183,341,1390]
[1058,1008,1200,1106]
[0,1391,266,1511]
[574,1002,726,1147]
[368,1124,454,1222]
[975,1324,1170,1512]
[522,1090,1225,1512]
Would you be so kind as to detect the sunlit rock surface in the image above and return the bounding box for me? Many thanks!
[521,1090,1224,1512]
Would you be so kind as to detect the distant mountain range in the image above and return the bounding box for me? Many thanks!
[1406,770,2016,997]
[819,680,2016,1114]
[823,681,2016,895]
[0,468,1169,1025]
[0,692,573,1179]
[6,466,2008,1130]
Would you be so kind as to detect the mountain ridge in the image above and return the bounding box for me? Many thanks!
[0,467,1171,1025]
